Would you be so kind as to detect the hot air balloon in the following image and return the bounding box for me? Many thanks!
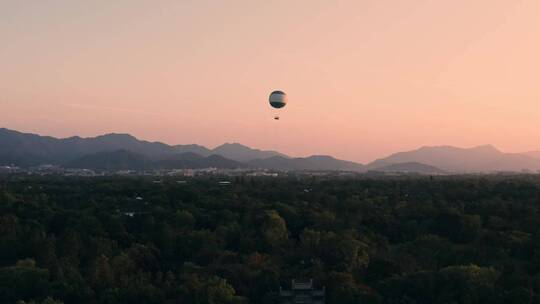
[269,90,287,120]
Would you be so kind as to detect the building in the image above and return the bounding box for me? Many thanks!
[280,279,325,304]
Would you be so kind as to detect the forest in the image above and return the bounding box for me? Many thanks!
[2,174,540,303]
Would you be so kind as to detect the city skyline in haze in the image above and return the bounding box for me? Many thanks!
[1,0,539,163]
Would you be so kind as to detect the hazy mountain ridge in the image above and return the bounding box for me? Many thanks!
[248,155,364,171]
[5,128,540,173]
[0,128,360,171]
[154,152,244,169]
[0,128,175,161]
[368,145,540,173]
[66,150,245,170]
[173,144,212,156]
[522,151,540,159]
[369,162,446,174]
[212,143,287,162]
[66,149,153,170]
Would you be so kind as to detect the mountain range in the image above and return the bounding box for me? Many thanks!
[0,128,361,171]
[2,127,540,173]
[369,145,540,173]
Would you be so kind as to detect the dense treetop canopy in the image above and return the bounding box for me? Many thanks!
[2,174,540,303]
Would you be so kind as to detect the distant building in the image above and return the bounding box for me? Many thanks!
[280,279,325,304]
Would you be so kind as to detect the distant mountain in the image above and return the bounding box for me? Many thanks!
[0,128,71,165]
[0,128,175,164]
[66,150,153,170]
[154,153,244,169]
[0,128,290,170]
[7,127,540,173]
[67,150,245,170]
[0,128,287,167]
[63,133,175,158]
[212,143,287,162]
[522,151,540,159]
[370,162,446,174]
[173,144,212,156]
[248,155,364,171]
[368,145,540,173]
[174,143,284,161]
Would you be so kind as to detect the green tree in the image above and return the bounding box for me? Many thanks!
[260,210,288,248]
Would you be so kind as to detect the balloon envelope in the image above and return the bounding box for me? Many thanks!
[269,91,287,109]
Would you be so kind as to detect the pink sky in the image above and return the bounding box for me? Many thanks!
[1,0,539,163]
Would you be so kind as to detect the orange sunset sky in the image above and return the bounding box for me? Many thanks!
[1,0,539,163]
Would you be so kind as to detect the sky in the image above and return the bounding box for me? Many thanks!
[1,0,539,163]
